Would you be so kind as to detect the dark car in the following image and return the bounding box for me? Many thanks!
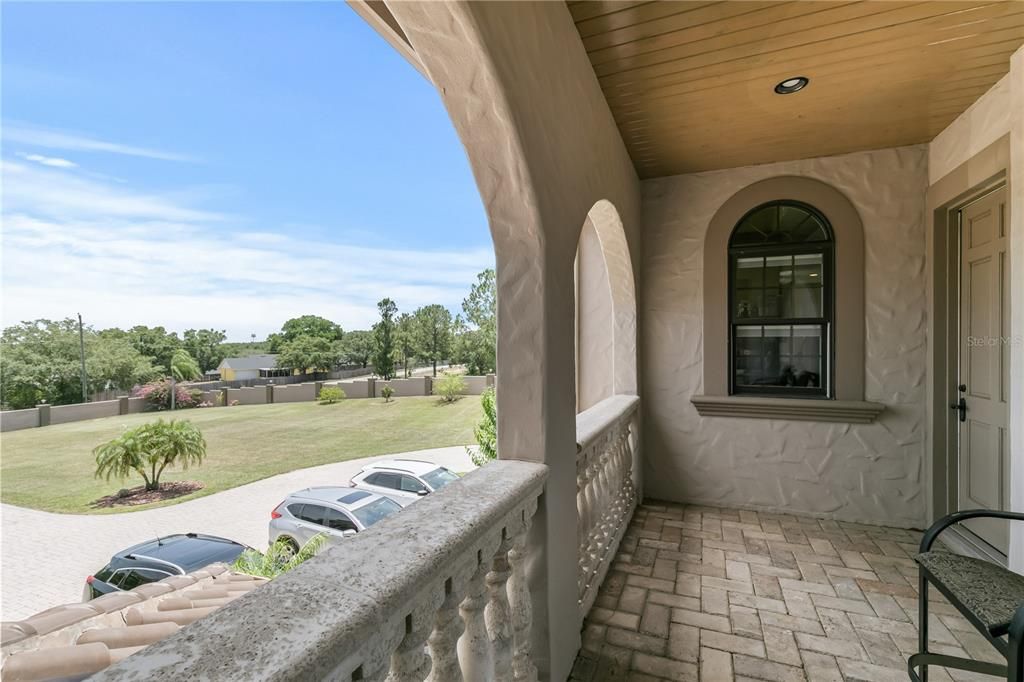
[84,533,248,600]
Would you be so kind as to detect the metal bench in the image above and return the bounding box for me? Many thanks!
[909,510,1024,682]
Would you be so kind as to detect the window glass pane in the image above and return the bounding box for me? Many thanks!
[731,205,777,245]
[376,473,401,490]
[733,325,824,390]
[734,257,763,289]
[323,507,356,532]
[762,255,791,318]
[735,289,762,319]
[302,505,326,526]
[421,468,458,490]
[762,325,788,380]
[733,326,763,386]
[351,497,401,528]
[118,569,171,591]
[399,476,426,493]
[732,202,829,246]
[792,253,823,317]
[790,325,823,387]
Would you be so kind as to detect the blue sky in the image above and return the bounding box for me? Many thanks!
[1,2,492,339]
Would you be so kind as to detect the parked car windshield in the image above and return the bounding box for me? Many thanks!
[421,468,459,491]
[351,497,401,527]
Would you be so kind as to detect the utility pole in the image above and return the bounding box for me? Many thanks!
[77,313,88,402]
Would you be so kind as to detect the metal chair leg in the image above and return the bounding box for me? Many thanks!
[919,572,929,682]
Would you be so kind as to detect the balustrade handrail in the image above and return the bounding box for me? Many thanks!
[93,460,547,682]
[576,394,639,452]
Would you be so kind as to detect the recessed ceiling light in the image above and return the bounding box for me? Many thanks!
[774,76,809,94]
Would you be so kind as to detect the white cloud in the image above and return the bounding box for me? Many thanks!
[0,159,493,338]
[17,152,77,168]
[3,123,196,162]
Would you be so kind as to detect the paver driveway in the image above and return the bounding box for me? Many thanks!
[0,446,474,621]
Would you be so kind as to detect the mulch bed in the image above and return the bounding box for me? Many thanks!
[90,481,204,508]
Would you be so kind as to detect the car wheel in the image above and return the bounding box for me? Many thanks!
[275,537,299,561]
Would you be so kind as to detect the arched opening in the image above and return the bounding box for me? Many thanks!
[575,199,638,412]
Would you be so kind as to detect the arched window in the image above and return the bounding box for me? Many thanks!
[729,201,833,398]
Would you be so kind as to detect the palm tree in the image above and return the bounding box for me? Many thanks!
[170,348,202,381]
[94,419,206,491]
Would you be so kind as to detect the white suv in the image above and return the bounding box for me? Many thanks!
[349,459,460,507]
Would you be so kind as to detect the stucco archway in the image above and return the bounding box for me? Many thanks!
[384,4,642,678]
[576,199,638,412]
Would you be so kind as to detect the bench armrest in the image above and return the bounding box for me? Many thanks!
[920,509,1024,553]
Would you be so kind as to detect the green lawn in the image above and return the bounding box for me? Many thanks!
[1,396,482,514]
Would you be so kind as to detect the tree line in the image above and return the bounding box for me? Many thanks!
[0,269,496,409]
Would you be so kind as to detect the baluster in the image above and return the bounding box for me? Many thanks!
[595,437,612,543]
[428,578,464,682]
[386,611,432,682]
[486,532,514,680]
[582,450,600,579]
[577,458,590,600]
[458,554,492,681]
[508,510,538,682]
[607,425,624,519]
[621,422,636,509]
[613,423,629,516]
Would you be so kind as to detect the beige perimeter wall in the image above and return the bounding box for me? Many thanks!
[642,145,929,528]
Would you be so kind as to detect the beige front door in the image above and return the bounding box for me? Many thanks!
[957,186,1010,555]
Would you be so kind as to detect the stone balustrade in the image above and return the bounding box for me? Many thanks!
[91,460,547,682]
[576,394,640,619]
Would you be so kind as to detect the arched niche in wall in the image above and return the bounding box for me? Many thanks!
[576,199,638,412]
[696,176,883,422]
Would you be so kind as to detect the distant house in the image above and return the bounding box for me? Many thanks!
[216,355,291,381]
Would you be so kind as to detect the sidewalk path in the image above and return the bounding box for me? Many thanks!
[1,446,475,621]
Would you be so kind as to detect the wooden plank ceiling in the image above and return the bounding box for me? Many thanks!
[569,1,1024,178]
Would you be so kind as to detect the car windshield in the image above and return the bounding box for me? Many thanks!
[351,497,401,527]
[421,467,459,490]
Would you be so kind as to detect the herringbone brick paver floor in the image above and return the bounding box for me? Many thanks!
[571,502,1004,682]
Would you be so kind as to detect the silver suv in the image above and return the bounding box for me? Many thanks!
[349,459,460,507]
[268,487,401,553]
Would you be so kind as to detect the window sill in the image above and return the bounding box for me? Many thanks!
[690,395,885,424]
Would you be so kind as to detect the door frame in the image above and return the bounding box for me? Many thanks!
[927,135,1011,561]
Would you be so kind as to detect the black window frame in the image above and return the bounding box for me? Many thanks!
[728,200,835,399]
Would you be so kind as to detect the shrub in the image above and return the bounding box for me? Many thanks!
[232,534,326,579]
[319,386,345,404]
[470,387,497,467]
[434,372,466,403]
[94,419,206,491]
[132,379,198,411]
[381,385,394,403]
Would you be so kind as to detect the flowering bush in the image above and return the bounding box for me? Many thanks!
[133,380,199,411]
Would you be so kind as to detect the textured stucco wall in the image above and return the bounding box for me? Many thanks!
[642,145,929,528]
[929,75,1010,185]
[577,218,615,412]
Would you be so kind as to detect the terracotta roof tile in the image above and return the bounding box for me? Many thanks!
[1,564,268,681]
